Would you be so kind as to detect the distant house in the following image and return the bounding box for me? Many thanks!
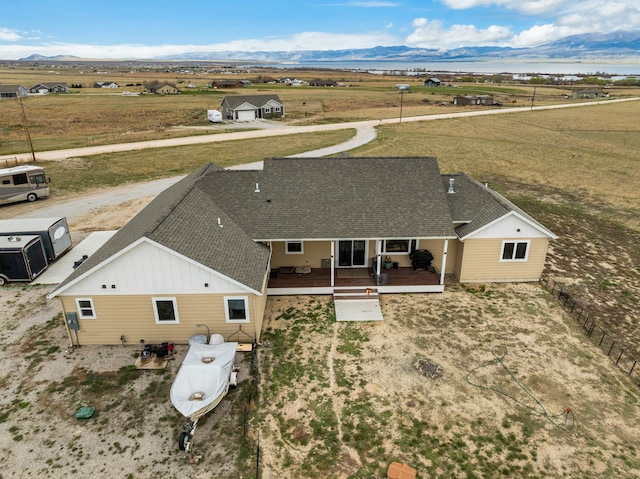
[425,78,441,87]
[572,89,603,99]
[280,78,305,86]
[94,81,120,88]
[0,84,28,98]
[309,79,338,87]
[209,80,246,89]
[144,82,180,95]
[453,94,494,106]
[46,157,556,346]
[220,94,285,121]
[29,82,69,94]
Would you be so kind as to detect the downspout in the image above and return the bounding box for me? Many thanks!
[330,241,335,287]
[440,239,448,286]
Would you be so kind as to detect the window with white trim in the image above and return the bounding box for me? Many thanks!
[500,240,530,261]
[152,297,179,324]
[76,298,96,319]
[225,296,250,323]
[383,239,417,254]
[285,241,304,254]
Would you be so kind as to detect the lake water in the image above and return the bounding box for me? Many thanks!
[252,60,640,77]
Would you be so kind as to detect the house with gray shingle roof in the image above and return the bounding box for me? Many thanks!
[0,84,28,98]
[47,157,556,345]
[29,82,69,94]
[220,94,284,121]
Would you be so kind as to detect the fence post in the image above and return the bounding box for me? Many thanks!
[599,331,606,347]
[608,341,615,357]
[630,361,637,376]
[616,350,624,365]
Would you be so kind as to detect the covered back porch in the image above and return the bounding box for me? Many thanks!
[267,265,442,295]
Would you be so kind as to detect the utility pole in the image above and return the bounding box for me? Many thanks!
[399,88,404,124]
[18,95,37,162]
[530,86,537,111]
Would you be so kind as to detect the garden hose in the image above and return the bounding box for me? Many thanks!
[466,345,575,431]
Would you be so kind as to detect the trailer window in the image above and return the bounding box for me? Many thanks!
[12,173,28,185]
[30,173,47,184]
[76,298,96,319]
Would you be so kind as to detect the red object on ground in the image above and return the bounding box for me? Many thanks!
[387,462,416,479]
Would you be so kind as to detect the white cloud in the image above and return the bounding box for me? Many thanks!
[0,31,400,60]
[441,0,570,15]
[406,18,513,49]
[0,27,22,42]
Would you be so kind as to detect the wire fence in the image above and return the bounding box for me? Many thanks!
[542,275,639,386]
[241,343,260,479]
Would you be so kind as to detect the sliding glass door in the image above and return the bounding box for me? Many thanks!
[337,240,367,267]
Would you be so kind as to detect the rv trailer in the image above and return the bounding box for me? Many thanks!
[0,235,48,285]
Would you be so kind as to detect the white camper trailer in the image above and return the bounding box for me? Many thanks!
[207,109,222,123]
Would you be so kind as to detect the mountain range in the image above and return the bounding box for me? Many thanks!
[19,31,640,63]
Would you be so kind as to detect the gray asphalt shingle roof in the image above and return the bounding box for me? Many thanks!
[444,173,554,239]
[198,157,456,239]
[55,157,553,296]
[53,163,270,294]
[221,94,283,110]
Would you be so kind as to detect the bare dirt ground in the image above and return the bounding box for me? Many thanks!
[1,171,639,478]
[256,289,640,478]
[3,277,640,478]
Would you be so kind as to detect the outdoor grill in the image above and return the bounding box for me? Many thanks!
[410,249,434,270]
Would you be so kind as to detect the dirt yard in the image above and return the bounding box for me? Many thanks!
[1,184,639,478]
[2,278,639,478]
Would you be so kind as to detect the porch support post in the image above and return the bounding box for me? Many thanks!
[376,240,382,276]
[330,241,335,287]
[440,239,448,285]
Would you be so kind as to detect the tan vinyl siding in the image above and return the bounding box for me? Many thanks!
[458,237,550,283]
[453,239,464,279]
[58,293,262,345]
[270,241,331,268]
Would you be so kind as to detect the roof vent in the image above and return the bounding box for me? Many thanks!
[8,235,21,242]
[254,183,260,193]
[217,217,223,228]
[447,178,455,194]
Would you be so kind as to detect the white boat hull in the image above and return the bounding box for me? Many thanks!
[170,341,238,421]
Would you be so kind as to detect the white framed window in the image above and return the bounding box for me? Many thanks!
[152,297,180,324]
[500,240,530,262]
[224,296,250,323]
[383,239,417,254]
[264,107,271,113]
[285,241,304,254]
[76,298,96,319]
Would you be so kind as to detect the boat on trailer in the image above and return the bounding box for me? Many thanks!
[170,338,238,452]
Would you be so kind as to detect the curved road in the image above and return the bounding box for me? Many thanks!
[2,97,637,163]
[6,97,638,221]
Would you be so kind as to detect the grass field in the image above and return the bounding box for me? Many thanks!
[1,65,639,478]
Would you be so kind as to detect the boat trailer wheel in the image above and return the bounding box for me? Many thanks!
[178,431,193,451]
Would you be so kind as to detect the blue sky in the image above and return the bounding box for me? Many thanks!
[1,0,639,59]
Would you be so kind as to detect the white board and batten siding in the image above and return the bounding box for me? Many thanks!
[461,213,553,241]
[62,238,255,296]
